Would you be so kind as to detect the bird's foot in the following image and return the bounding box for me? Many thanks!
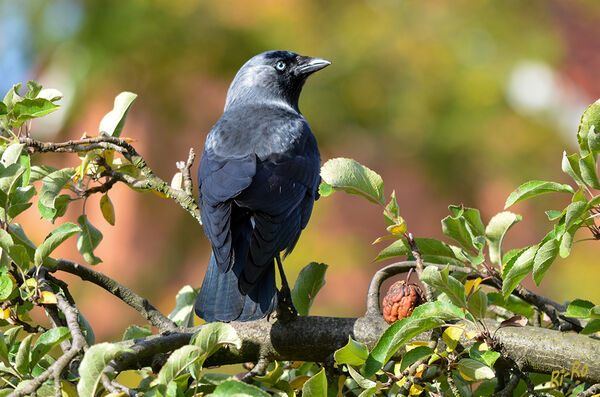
[275,287,298,323]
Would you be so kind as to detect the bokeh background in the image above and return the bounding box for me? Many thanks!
[1,0,600,340]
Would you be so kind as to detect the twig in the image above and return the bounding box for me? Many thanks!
[405,233,433,301]
[580,383,600,397]
[176,148,196,197]
[240,356,270,383]
[494,374,519,397]
[20,135,202,225]
[48,259,177,332]
[9,279,87,397]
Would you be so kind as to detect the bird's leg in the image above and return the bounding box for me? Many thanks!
[276,255,298,322]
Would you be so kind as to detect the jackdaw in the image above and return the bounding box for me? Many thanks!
[195,50,330,322]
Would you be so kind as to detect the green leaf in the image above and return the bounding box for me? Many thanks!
[15,334,34,375]
[579,98,600,153]
[485,211,522,266]
[384,190,400,226]
[467,289,488,319]
[3,84,23,111]
[469,344,500,368]
[38,168,75,210]
[191,322,242,357]
[376,237,464,263]
[77,343,132,397]
[460,206,485,237]
[581,319,600,335]
[0,102,6,116]
[302,368,327,397]
[168,285,198,327]
[488,294,533,320]
[77,215,103,265]
[504,180,575,209]
[320,158,385,205]
[0,143,24,167]
[564,201,588,231]
[502,245,538,298]
[29,165,58,183]
[0,274,14,300]
[441,212,475,251]
[122,325,152,341]
[457,358,495,381]
[347,365,377,389]
[562,152,585,187]
[545,209,564,221]
[0,331,7,363]
[0,163,25,195]
[25,81,42,99]
[30,327,70,370]
[580,153,600,189]
[99,92,138,137]
[38,88,63,102]
[559,225,577,258]
[212,379,270,397]
[532,238,559,285]
[99,194,115,225]
[155,345,201,386]
[399,345,435,372]
[12,98,60,127]
[34,222,80,266]
[363,301,463,377]
[333,336,369,366]
[421,266,466,307]
[291,262,328,316]
[565,299,595,318]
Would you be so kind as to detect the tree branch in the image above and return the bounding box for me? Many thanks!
[49,259,177,332]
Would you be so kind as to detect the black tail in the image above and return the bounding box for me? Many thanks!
[195,253,277,322]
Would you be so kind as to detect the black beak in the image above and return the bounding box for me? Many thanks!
[295,57,331,76]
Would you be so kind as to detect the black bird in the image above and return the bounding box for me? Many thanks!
[195,50,330,322]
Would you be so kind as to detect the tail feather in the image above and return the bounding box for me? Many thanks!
[195,253,277,322]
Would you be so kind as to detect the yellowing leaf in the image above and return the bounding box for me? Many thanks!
[151,189,168,198]
[465,278,482,296]
[478,342,489,351]
[410,383,425,395]
[395,376,407,388]
[442,325,465,352]
[414,364,427,377]
[465,330,479,339]
[39,291,58,304]
[100,194,116,226]
[459,368,474,381]
[0,308,10,319]
[405,341,429,351]
[289,375,311,390]
[387,218,407,235]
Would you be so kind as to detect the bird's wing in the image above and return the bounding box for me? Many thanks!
[198,150,256,273]
[235,148,321,291]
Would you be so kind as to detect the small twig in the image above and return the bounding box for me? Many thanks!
[580,383,600,397]
[176,148,196,197]
[9,278,87,397]
[405,233,433,301]
[240,356,270,383]
[20,135,202,225]
[494,374,520,397]
[49,259,177,332]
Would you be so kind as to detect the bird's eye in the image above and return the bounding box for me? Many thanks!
[275,61,286,71]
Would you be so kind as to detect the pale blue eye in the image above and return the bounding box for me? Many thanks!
[275,61,286,71]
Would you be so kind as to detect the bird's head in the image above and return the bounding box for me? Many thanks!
[225,50,330,111]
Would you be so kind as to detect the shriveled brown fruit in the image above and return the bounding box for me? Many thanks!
[382,280,425,324]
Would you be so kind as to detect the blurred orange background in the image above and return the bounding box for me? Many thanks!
[3,0,600,339]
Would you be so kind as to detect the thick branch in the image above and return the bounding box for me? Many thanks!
[49,259,176,332]
[110,315,600,383]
